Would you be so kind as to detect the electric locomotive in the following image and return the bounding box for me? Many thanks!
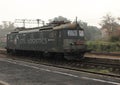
[6,21,88,60]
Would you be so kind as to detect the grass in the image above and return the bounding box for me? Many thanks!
[87,69,110,74]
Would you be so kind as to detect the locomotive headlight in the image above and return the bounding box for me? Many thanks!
[75,40,84,45]
[70,43,74,46]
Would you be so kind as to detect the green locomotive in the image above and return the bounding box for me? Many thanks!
[6,21,88,60]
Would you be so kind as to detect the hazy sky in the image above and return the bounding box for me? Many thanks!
[0,0,120,27]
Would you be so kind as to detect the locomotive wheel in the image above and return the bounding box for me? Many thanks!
[64,53,84,60]
[7,49,11,53]
[43,52,55,59]
[55,53,64,60]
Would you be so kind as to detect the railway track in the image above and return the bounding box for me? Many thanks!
[81,57,120,69]
[37,59,120,78]
[89,52,120,56]
[0,49,120,78]
[5,53,120,78]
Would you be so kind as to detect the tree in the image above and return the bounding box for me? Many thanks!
[8,22,15,29]
[49,16,70,22]
[2,21,9,29]
[0,21,15,38]
[0,25,3,29]
[100,14,119,36]
[78,20,101,40]
[2,21,15,29]
[100,14,120,41]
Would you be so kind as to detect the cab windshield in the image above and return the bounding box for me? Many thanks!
[67,30,84,37]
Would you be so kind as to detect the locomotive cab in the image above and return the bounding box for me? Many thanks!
[54,23,87,60]
[64,28,86,59]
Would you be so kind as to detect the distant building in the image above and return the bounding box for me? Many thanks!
[101,26,120,40]
[101,28,109,40]
[112,27,120,37]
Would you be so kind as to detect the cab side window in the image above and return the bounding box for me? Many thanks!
[59,31,62,37]
[67,30,77,36]
[49,31,54,38]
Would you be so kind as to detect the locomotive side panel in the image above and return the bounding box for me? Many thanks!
[7,30,60,52]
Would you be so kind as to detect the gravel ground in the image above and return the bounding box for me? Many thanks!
[85,53,120,60]
[0,57,120,85]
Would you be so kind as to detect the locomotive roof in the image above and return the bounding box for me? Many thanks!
[53,23,78,30]
[10,23,81,34]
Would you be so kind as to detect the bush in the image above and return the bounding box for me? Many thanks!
[0,42,6,48]
[110,36,120,42]
[86,41,120,52]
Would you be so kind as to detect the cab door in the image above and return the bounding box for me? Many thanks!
[57,30,63,52]
[46,30,56,52]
